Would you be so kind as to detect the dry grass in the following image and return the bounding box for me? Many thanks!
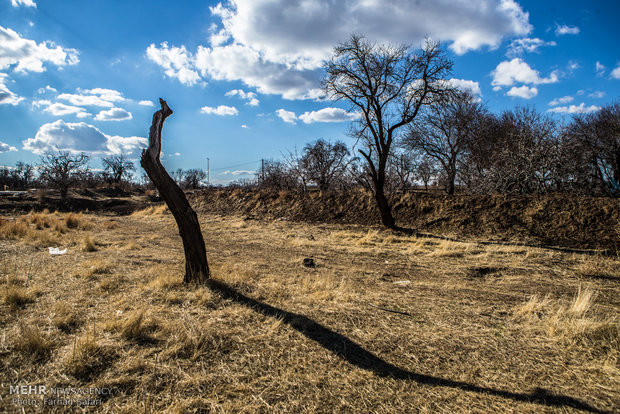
[0,210,618,413]
[12,324,53,362]
[3,286,34,310]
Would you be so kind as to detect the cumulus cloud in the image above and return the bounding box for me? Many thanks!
[447,78,482,97]
[547,103,600,114]
[200,105,238,116]
[506,37,555,57]
[555,24,580,35]
[0,73,23,105]
[506,85,537,99]
[0,141,18,153]
[611,64,620,79]
[94,107,132,121]
[0,26,78,73]
[589,91,605,99]
[275,109,298,124]
[549,95,573,106]
[225,89,259,106]
[34,100,90,117]
[298,108,357,124]
[148,0,531,100]
[193,43,323,100]
[56,88,126,108]
[22,120,147,155]
[146,42,200,86]
[492,58,558,87]
[596,61,606,76]
[11,0,36,7]
[138,100,155,106]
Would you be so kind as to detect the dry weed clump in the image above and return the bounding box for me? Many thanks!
[3,285,34,310]
[117,311,159,343]
[65,333,116,381]
[13,324,53,362]
[82,233,98,252]
[131,204,168,217]
[52,302,81,333]
[513,286,619,353]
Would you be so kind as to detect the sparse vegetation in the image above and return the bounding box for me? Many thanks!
[0,208,617,412]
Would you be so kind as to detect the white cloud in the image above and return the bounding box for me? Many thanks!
[0,26,78,73]
[37,101,90,117]
[0,141,18,153]
[447,78,482,97]
[589,91,605,99]
[94,107,132,121]
[506,37,555,57]
[555,24,580,36]
[11,0,36,8]
[225,89,259,106]
[37,85,57,94]
[241,124,248,129]
[194,43,323,100]
[56,88,126,108]
[0,73,23,105]
[548,95,573,106]
[547,103,600,114]
[138,100,155,106]
[491,58,558,87]
[595,61,606,76]
[221,170,255,176]
[298,107,358,124]
[146,42,200,86]
[275,109,297,124]
[506,85,537,99]
[81,88,125,103]
[22,120,146,155]
[611,64,620,79]
[200,105,238,116]
[148,0,531,100]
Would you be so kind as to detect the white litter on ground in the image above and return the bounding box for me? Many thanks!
[48,247,67,255]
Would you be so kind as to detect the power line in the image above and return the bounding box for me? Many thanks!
[210,160,262,172]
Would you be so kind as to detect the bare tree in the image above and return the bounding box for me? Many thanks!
[258,160,300,191]
[388,151,415,193]
[564,102,620,196]
[10,162,34,189]
[141,99,209,284]
[38,151,90,199]
[324,34,452,228]
[102,154,135,185]
[183,169,207,189]
[415,157,437,191]
[299,139,350,191]
[404,91,483,195]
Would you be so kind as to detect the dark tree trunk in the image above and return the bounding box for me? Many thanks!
[141,99,210,284]
[374,186,396,229]
[446,172,456,195]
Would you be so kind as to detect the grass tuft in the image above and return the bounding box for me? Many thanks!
[4,286,34,310]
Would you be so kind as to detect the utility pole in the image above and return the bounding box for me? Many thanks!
[206,157,210,186]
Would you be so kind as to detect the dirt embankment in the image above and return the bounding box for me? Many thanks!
[189,189,620,251]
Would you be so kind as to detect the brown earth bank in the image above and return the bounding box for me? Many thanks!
[189,189,620,252]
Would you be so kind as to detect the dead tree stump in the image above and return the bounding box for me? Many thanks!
[141,98,209,284]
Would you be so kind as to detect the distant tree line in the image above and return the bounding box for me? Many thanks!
[239,99,618,199]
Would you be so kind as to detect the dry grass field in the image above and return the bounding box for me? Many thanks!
[0,208,618,413]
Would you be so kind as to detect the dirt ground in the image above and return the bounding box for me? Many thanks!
[0,207,618,413]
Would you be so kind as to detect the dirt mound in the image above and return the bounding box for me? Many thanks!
[189,189,619,251]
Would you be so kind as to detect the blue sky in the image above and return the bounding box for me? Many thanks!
[1,0,619,184]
